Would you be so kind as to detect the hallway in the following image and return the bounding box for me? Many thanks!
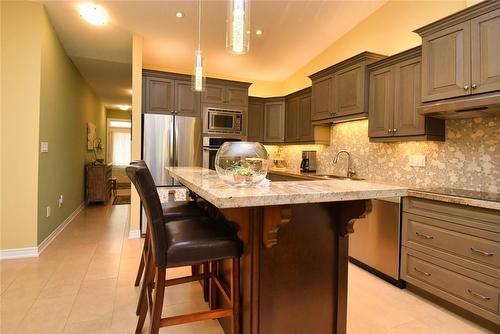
[0,204,492,333]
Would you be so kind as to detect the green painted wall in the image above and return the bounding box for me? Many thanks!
[37,5,105,244]
[107,108,132,120]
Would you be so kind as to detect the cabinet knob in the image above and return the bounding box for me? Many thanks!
[463,84,469,90]
[471,83,477,89]
[388,129,392,133]
[393,128,397,133]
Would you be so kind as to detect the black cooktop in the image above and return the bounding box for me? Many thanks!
[413,187,500,203]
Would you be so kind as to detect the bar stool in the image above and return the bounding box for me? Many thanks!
[127,165,242,334]
[129,161,210,312]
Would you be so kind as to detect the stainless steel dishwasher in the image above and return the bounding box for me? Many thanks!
[349,197,405,288]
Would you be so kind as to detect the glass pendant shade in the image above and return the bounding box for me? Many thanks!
[192,49,205,92]
[226,0,250,54]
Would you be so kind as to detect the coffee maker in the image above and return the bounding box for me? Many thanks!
[300,151,317,172]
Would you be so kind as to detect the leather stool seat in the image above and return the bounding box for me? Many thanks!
[163,218,242,267]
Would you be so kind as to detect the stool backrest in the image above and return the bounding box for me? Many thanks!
[126,164,167,267]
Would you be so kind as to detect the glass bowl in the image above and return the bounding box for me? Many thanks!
[215,142,269,187]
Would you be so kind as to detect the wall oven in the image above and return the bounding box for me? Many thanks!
[202,137,241,170]
[203,107,243,135]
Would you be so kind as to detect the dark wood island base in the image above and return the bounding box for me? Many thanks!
[202,200,372,334]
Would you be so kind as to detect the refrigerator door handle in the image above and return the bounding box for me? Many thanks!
[171,115,177,167]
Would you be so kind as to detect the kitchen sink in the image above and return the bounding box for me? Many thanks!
[314,174,365,181]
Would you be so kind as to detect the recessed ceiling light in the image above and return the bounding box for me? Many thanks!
[79,3,108,25]
[118,105,130,111]
[256,29,263,36]
[176,12,184,18]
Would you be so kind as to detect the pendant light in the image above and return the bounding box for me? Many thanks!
[226,0,250,54]
[192,0,205,91]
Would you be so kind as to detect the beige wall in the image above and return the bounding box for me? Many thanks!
[1,2,42,249]
[1,2,105,250]
[281,0,467,95]
[142,64,283,97]
[130,34,143,234]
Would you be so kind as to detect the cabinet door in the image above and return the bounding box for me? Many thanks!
[285,98,300,142]
[421,22,471,102]
[226,86,248,106]
[394,57,425,137]
[145,77,174,113]
[202,84,226,104]
[471,8,500,95]
[333,63,365,117]
[247,101,264,142]
[368,67,394,138]
[263,102,285,143]
[311,76,333,121]
[299,94,313,142]
[174,81,200,117]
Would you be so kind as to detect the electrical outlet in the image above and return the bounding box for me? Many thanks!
[46,206,51,218]
[58,195,64,208]
[41,142,49,153]
[409,154,426,167]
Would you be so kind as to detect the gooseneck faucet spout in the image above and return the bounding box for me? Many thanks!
[333,150,356,178]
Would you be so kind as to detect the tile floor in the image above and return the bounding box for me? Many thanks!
[0,201,494,333]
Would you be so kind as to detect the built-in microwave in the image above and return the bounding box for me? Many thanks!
[204,107,243,135]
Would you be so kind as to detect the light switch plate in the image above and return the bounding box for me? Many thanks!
[409,154,426,167]
[41,142,49,153]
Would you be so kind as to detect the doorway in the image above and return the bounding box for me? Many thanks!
[107,119,132,189]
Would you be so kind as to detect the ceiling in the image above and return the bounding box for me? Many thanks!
[41,0,387,105]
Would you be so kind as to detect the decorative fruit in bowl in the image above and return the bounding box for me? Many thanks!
[215,142,269,187]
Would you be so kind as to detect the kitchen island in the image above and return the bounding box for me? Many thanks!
[167,167,407,334]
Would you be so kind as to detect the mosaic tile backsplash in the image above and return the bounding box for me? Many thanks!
[265,116,499,193]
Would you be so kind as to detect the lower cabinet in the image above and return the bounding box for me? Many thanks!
[368,47,445,142]
[86,163,112,204]
[401,197,500,325]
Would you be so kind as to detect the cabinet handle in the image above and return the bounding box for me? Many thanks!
[415,231,434,240]
[463,84,469,90]
[414,267,431,277]
[471,84,477,89]
[388,129,392,133]
[467,289,491,301]
[470,247,493,257]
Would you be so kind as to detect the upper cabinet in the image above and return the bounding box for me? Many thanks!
[143,70,200,117]
[249,88,329,145]
[247,98,265,142]
[263,99,286,143]
[309,52,386,124]
[416,2,500,102]
[202,82,249,107]
[368,47,445,142]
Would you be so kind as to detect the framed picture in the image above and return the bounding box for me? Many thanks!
[87,122,96,150]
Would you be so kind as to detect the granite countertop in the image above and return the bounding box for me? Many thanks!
[166,167,407,209]
[268,169,500,211]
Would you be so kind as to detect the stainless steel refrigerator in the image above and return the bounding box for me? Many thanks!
[142,113,202,186]
[141,113,202,234]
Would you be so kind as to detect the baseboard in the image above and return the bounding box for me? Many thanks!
[38,202,85,255]
[0,247,39,260]
[0,202,84,260]
[128,229,141,239]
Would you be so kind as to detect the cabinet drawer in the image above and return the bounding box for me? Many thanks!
[402,249,500,313]
[404,197,500,233]
[404,213,500,268]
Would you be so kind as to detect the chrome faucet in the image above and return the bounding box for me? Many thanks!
[333,150,356,178]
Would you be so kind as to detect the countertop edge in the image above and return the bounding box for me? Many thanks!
[407,190,500,211]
